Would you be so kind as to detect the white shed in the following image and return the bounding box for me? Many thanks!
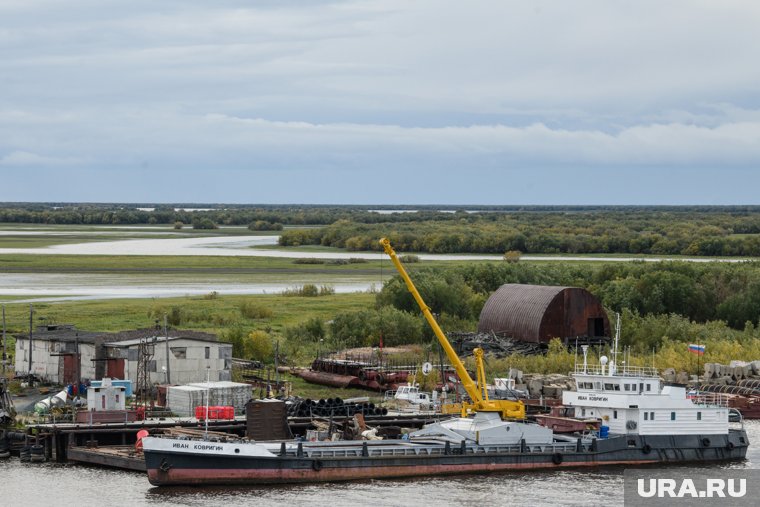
[103,336,232,385]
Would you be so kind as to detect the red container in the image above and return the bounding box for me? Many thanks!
[196,406,234,420]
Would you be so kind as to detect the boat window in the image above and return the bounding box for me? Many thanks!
[613,410,618,419]
[646,384,652,392]
[595,382,602,390]
[697,412,702,421]
[671,412,676,421]
[650,411,654,420]
[604,383,614,390]
[624,384,630,391]
[615,384,620,391]
[644,412,648,421]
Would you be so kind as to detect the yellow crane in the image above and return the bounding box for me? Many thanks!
[379,238,525,420]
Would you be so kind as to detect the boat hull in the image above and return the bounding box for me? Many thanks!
[145,429,749,486]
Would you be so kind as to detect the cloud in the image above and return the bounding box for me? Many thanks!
[0,1,759,203]
[0,151,87,167]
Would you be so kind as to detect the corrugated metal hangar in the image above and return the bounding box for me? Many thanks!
[477,284,610,344]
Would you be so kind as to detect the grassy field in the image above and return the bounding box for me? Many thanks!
[0,292,374,334]
[0,253,390,272]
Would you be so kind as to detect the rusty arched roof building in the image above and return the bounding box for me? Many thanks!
[477,284,611,344]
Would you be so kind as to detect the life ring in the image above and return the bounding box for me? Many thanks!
[726,441,735,450]
[552,453,563,465]
[642,444,652,454]
[312,459,324,472]
[702,438,711,447]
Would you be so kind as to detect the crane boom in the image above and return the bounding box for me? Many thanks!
[379,238,525,420]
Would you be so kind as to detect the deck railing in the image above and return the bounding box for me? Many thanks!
[573,365,659,378]
[689,392,730,408]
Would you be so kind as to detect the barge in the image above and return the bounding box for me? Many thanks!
[143,363,749,485]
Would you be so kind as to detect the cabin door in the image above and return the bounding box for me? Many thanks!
[106,358,125,379]
[62,354,79,384]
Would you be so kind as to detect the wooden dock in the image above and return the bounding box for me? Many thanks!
[67,445,146,471]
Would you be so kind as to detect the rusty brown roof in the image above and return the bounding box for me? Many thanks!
[477,284,569,341]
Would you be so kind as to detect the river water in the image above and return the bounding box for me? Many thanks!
[2,421,759,507]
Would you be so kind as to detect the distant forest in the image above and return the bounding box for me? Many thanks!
[4,203,760,256]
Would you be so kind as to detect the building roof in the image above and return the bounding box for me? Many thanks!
[105,328,217,343]
[104,335,226,348]
[14,325,218,346]
[478,284,570,339]
[12,324,109,344]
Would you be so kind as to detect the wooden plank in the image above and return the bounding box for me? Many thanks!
[67,446,146,472]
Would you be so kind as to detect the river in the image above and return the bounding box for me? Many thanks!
[2,421,759,507]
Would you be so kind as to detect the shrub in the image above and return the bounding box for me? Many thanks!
[293,258,326,265]
[240,301,274,319]
[282,284,334,297]
[173,221,184,230]
[330,307,425,348]
[284,317,326,345]
[221,327,248,357]
[248,220,284,231]
[192,218,218,230]
[247,330,274,362]
[148,305,183,326]
[503,250,522,263]
[400,254,420,263]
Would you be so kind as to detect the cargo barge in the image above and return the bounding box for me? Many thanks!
[143,362,749,485]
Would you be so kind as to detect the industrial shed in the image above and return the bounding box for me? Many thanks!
[477,284,610,344]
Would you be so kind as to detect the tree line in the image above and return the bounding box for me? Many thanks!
[279,212,760,256]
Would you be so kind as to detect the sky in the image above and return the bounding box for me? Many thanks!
[1,0,759,205]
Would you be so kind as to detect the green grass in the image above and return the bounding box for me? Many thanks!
[0,253,389,272]
[0,292,375,336]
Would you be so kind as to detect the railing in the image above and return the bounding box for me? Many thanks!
[689,392,730,408]
[573,365,659,378]
[293,440,584,459]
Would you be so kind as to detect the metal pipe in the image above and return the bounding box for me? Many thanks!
[28,304,33,376]
[164,314,171,384]
[2,305,6,376]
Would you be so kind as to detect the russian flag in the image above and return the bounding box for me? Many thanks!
[688,343,705,356]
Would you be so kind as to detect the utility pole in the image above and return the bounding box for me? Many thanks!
[164,314,171,384]
[28,304,33,377]
[75,333,80,397]
[2,305,6,376]
[275,340,280,385]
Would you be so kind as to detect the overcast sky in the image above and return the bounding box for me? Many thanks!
[1,0,759,205]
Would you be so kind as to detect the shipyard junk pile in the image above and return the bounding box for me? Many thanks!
[287,397,388,418]
[293,356,456,392]
[698,360,760,419]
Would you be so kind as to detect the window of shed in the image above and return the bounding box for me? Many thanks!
[171,347,187,359]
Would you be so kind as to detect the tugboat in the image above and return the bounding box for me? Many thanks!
[142,239,749,486]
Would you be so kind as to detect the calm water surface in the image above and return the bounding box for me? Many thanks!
[3,421,759,507]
